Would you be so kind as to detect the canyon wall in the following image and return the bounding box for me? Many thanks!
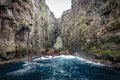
[60,0,120,61]
[0,0,120,63]
[0,0,59,60]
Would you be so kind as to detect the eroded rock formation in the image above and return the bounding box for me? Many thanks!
[0,0,120,64]
[0,0,59,60]
[60,0,120,61]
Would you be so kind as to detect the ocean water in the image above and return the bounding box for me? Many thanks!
[0,55,120,80]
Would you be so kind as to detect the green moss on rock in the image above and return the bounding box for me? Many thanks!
[106,19,117,26]
[89,47,120,57]
[47,25,53,32]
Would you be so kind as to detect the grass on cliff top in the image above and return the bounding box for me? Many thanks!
[89,47,120,57]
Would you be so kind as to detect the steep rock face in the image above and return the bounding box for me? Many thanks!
[0,0,58,60]
[60,0,120,60]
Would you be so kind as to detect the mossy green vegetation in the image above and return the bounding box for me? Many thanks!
[79,13,88,41]
[15,48,27,56]
[89,47,120,57]
[59,50,69,55]
[54,36,63,50]
[47,25,53,32]
[41,6,47,16]
[106,19,117,26]
[1,52,7,59]
[15,47,39,57]
[106,35,120,44]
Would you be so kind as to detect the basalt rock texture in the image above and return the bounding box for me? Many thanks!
[0,0,59,60]
[60,0,120,61]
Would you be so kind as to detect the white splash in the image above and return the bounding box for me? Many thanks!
[6,61,36,76]
[34,55,76,61]
[34,55,104,66]
[6,66,32,76]
[34,56,53,60]
[75,56,104,66]
[6,54,104,76]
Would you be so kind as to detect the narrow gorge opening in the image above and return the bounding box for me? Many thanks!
[0,0,120,80]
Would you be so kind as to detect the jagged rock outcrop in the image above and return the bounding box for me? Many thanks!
[0,0,59,60]
[60,0,120,61]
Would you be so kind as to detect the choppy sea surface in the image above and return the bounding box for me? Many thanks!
[0,55,120,80]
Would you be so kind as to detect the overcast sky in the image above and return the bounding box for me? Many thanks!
[46,0,71,18]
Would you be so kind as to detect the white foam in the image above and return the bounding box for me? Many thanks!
[6,61,37,76]
[6,55,104,76]
[57,55,104,66]
[6,66,32,76]
[74,56,104,66]
[34,55,75,61]
[34,56,53,60]
[34,55,104,66]
[54,55,75,59]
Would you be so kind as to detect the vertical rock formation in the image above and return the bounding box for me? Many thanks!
[0,0,59,60]
[60,0,120,61]
[0,0,120,63]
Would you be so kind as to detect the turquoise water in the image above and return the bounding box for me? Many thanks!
[0,55,120,80]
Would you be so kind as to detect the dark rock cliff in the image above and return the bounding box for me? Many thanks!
[0,0,120,64]
[0,0,59,61]
[60,0,120,61]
